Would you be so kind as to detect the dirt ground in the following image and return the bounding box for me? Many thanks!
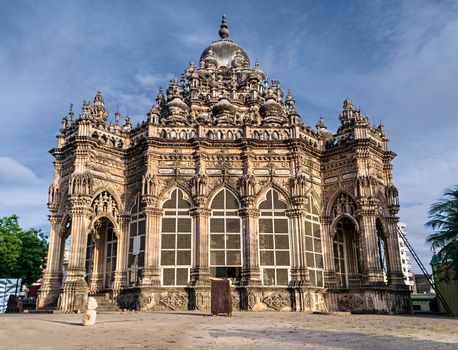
[0,311,457,350]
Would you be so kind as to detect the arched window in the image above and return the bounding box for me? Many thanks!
[160,129,168,139]
[272,131,279,140]
[179,130,187,139]
[170,130,177,139]
[227,131,234,140]
[235,131,242,139]
[209,189,242,279]
[217,130,223,140]
[304,196,324,287]
[160,189,192,286]
[263,131,270,140]
[127,194,146,287]
[190,130,197,139]
[103,220,117,288]
[258,189,290,286]
[253,131,260,139]
[207,131,213,139]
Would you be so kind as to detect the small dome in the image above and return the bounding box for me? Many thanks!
[259,98,283,119]
[200,16,250,68]
[212,97,236,116]
[167,97,189,112]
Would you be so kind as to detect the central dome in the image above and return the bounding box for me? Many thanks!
[200,16,250,68]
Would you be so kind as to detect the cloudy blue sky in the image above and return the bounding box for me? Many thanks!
[1,0,457,272]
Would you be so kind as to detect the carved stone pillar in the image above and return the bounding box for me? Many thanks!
[60,197,92,312]
[113,215,130,292]
[37,215,63,308]
[89,233,103,293]
[385,216,406,287]
[357,208,384,285]
[239,208,261,286]
[287,208,309,286]
[141,207,163,286]
[321,216,338,288]
[190,208,211,285]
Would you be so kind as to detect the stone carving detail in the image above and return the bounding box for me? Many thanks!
[339,295,363,311]
[330,192,356,219]
[92,191,119,222]
[247,293,256,310]
[367,295,375,311]
[262,294,289,310]
[68,172,92,196]
[304,291,313,310]
[160,293,187,311]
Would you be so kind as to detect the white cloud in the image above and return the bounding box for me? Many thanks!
[0,156,40,183]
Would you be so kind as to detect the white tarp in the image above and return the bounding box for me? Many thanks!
[0,278,21,313]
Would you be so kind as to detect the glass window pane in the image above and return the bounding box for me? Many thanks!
[276,268,289,286]
[177,234,191,249]
[210,234,225,249]
[162,218,176,232]
[313,224,321,238]
[210,218,224,233]
[176,268,189,285]
[260,250,275,266]
[161,250,175,265]
[259,234,274,249]
[315,254,324,268]
[226,234,240,249]
[138,220,145,235]
[276,251,290,266]
[274,219,288,233]
[177,218,192,233]
[306,237,313,251]
[211,191,225,209]
[275,235,289,249]
[225,191,239,209]
[161,234,176,249]
[263,268,275,285]
[162,268,175,285]
[305,221,313,236]
[306,252,315,268]
[226,218,240,233]
[176,250,191,265]
[226,251,241,265]
[314,238,322,253]
[259,219,273,233]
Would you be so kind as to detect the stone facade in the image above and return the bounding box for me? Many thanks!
[38,16,411,313]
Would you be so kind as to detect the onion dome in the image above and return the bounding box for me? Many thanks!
[200,16,250,68]
[167,96,189,113]
[259,97,285,126]
[212,97,236,117]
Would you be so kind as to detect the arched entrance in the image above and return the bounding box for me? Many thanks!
[86,217,118,291]
[332,217,362,288]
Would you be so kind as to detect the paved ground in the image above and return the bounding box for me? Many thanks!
[0,311,457,350]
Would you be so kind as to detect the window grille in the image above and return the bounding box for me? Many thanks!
[160,189,192,286]
[258,189,290,286]
[209,189,242,280]
[304,196,324,287]
[127,194,146,287]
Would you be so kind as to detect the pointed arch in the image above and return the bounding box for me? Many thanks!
[207,184,241,208]
[91,186,123,212]
[255,182,290,209]
[325,190,357,218]
[329,213,360,237]
[157,183,194,208]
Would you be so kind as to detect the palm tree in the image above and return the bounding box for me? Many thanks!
[425,187,458,266]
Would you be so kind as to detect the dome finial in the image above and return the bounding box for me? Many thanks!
[219,15,229,39]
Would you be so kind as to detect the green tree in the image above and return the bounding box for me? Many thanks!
[425,187,458,268]
[0,215,48,286]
